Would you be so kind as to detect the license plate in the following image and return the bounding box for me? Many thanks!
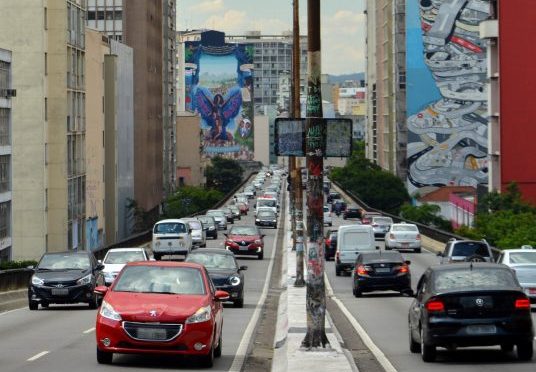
[401,243,409,248]
[239,246,249,251]
[466,325,496,335]
[137,328,168,340]
[529,288,536,295]
[375,268,390,273]
[51,288,69,296]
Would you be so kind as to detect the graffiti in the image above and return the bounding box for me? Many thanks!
[406,0,489,193]
[275,119,304,156]
[325,119,353,157]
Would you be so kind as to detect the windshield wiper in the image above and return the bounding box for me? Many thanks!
[149,291,180,295]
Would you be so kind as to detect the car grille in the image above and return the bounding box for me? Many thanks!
[122,322,183,342]
[237,240,253,246]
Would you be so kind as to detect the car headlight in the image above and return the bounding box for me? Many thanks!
[77,274,93,285]
[227,239,234,244]
[255,239,263,245]
[272,219,277,223]
[186,305,211,324]
[256,219,260,222]
[209,226,215,230]
[100,300,122,321]
[32,275,44,286]
[229,276,241,286]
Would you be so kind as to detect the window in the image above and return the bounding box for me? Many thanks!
[114,10,122,20]
[0,201,10,239]
[44,7,48,30]
[0,155,9,193]
[44,53,48,75]
[0,108,9,146]
[87,11,96,20]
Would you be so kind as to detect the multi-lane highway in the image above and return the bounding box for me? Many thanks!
[0,188,282,372]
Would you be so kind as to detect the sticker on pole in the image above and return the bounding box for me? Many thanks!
[325,119,353,157]
[274,119,305,156]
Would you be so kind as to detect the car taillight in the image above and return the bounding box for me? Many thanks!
[355,265,370,276]
[515,297,531,310]
[335,251,340,261]
[416,234,421,240]
[398,264,409,274]
[425,299,445,312]
[326,239,331,246]
[389,233,395,239]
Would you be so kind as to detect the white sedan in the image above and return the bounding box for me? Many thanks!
[100,248,150,286]
[496,246,536,306]
[384,223,421,253]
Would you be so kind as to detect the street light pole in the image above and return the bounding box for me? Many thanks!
[302,0,329,348]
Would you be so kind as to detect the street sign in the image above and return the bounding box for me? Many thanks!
[275,118,353,157]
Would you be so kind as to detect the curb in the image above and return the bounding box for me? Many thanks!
[0,289,27,313]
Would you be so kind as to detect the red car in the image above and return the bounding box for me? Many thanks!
[224,225,265,260]
[94,261,228,367]
[236,202,249,215]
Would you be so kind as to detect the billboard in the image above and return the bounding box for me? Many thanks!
[185,42,254,160]
[406,1,490,194]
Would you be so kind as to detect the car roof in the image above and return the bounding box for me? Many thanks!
[504,249,536,254]
[359,251,403,262]
[188,248,234,256]
[391,223,417,227]
[106,248,145,252]
[42,251,91,256]
[338,224,372,232]
[125,261,204,269]
[154,219,187,224]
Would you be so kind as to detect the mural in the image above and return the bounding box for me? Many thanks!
[406,0,490,194]
[185,42,254,160]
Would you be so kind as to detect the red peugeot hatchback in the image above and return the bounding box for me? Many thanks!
[94,261,229,367]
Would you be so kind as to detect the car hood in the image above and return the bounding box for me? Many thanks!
[106,292,208,323]
[207,268,238,279]
[35,269,89,282]
[102,264,126,274]
[228,234,259,241]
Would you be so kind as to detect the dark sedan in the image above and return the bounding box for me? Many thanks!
[197,215,218,239]
[255,209,278,228]
[352,251,412,297]
[409,263,534,362]
[28,251,105,310]
[343,205,362,219]
[324,230,337,261]
[186,249,247,308]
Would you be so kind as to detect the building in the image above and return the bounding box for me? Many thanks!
[0,48,13,261]
[416,186,477,229]
[366,0,407,180]
[175,112,202,187]
[0,0,87,260]
[86,0,123,41]
[483,1,536,204]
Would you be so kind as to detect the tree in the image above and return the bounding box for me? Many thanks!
[164,186,224,219]
[205,157,244,194]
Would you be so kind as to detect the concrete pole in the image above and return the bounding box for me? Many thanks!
[293,0,305,287]
[302,0,329,349]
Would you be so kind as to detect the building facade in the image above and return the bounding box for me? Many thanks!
[0,48,13,261]
[0,0,87,260]
[87,0,123,41]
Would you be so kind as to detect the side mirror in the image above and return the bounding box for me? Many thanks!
[215,290,230,301]
[94,285,108,296]
[239,265,248,271]
[405,260,411,265]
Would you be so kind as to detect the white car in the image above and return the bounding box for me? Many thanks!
[496,246,536,306]
[101,248,150,286]
[384,223,421,253]
[323,205,332,226]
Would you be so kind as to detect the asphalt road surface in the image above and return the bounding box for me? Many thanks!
[0,190,280,372]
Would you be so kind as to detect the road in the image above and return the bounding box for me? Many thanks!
[0,190,280,372]
[324,212,536,372]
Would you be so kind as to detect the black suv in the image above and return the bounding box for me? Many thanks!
[437,239,494,264]
[28,251,105,310]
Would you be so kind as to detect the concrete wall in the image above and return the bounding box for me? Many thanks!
[176,113,202,186]
[104,55,117,246]
[254,115,270,166]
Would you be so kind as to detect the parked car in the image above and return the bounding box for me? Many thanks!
[352,251,412,297]
[206,210,228,230]
[324,229,338,261]
[152,219,193,260]
[327,191,341,204]
[221,207,235,224]
[371,216,393,238]
[408,263,534,362]
[28,251,105,310]
[496,246,536,306]
[361,211,381,225]
[186,249,247,308]
[228,205,242,220]
[101,248,150,286]
[438,239,494,264]
[256,209,278,229]
[343,205,362,220]
[224,225,265,260]
[323,205,333,226]
[197,215,218,240]
[335,225,377,276]
[94,261,227,367]
[385,223,421,253]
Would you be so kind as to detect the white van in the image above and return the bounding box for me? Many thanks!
[152,219,193,260]
[335,224,376,276]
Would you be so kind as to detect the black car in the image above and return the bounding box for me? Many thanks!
[256,210,278,228]
[198,215,218,239]
[331,200,347,216]
[185,249,247,308]
[222,207,235,224]
[343,205,362,219]
[327,191,341,204]
[28,251,105,310]
[409,263,534,362]
[352,251,412,297]
[324,230,337,261]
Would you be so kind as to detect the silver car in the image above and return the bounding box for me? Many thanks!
[384,223,421,253]
[206,209,228,230]
[183,218,206,248]
[371,216,393,239]
[497,246,536,306]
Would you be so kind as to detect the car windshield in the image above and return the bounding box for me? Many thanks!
[340,231,372,250]
[104,251,145,264]
[374,217,392,224]
[187,221,202,230]
[324,207,330,212]
[258,199,276,207]
[392,225,418,232]
[198,217,214,226]
[229,226,258,236]
[452,242,490,257]
[434,268,517,291]
[259,211,275,218]
[509,252,536,264]
[186,253,237,270]
[207,210,225,217]
[38,254,90,270]
[360,252,403,263]
[114,266,205,295]
[154,222,187,234]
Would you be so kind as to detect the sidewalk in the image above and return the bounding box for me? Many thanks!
[272,211,357,372]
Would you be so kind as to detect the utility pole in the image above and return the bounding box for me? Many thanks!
[302,0,329,348]
[292,0,305,287]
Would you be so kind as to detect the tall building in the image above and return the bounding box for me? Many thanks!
[365,0,407,179]
[86,0,123,41]
[0,0,87,260]
[0,48,13,261]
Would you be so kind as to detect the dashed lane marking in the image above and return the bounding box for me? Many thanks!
[27,351,49,362]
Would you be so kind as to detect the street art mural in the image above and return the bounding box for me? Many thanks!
[185,42,254,160]
[406,0,490,194]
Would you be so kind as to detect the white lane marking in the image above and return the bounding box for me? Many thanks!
[228,187,285,372]
[83,327,95,334]
[0,308,23,316]
[325,275,398,372]
[27,351,49,362]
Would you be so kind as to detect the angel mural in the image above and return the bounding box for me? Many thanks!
[193,86,243,142]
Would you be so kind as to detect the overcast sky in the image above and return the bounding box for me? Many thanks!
[177,0,366,75]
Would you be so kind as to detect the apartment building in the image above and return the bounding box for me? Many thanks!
[0,0,87,260]
[86,0,123,41]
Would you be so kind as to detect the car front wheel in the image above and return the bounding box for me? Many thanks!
[409,323,420,353]
[96,347,113,364]
[29,300,38,311]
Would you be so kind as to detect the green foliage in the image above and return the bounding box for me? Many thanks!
[164,186,224,219]
[0,260,38,270]
[400,204,453,232]
[205,157,244,194]
[126,198,155,233]
[330,141,410,214]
